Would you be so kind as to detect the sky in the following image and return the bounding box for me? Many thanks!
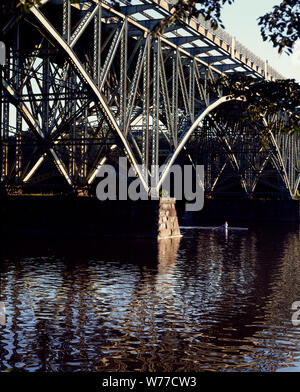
[220,0,300,82]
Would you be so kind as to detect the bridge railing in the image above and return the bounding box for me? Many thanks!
[195,14,232,47]
[195,14,285,81]
[77,0,284,80]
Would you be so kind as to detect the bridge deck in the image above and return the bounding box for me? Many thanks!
[1,0,297,201]
[69,0,284,81]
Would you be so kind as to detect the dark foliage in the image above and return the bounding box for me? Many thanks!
[258,0,300,54]
[214,75,300,135]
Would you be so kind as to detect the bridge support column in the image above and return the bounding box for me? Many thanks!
[157,198,181,239]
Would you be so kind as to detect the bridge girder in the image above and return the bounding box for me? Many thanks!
[0,0,298,199]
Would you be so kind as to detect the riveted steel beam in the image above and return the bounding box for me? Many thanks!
[119,4,154,15]
[1,0,292,199]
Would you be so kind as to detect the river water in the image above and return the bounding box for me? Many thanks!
[0,224,300,372]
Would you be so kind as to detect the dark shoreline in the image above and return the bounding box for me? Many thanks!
[0,196,299,240]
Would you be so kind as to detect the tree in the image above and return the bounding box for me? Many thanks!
[214,75,300,135]
[155,0,300,55]
[154,0,234,36]
[258,0,300,54]
[157,0,299,136]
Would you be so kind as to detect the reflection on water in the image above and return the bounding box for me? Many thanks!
[0,225,300,372]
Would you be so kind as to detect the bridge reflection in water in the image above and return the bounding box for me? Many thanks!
[0,225,300,372]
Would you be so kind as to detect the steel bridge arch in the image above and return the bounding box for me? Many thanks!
[156,96,296,199]
[30,4,149,191]
[262,118,294,197]
[2,1,296,199]
[157,96,243,191]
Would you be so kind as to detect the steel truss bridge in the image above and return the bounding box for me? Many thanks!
[0,0,299,199]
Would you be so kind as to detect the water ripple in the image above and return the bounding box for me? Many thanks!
[0,226,300,371]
